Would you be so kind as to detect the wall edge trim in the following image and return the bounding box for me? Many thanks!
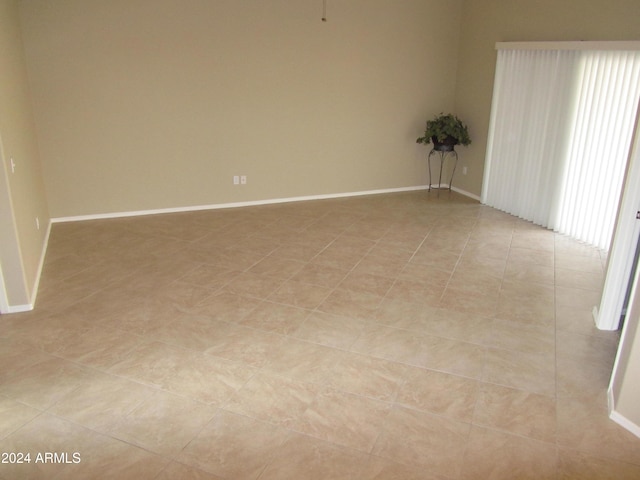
[29,219,51,308]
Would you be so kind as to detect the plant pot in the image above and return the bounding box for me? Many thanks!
[432,135,457,152]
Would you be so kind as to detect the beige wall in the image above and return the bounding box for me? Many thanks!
[19,0,462,218]
[454,0,640,196]
[0,0,49,308]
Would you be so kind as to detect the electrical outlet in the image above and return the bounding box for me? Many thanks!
[233,175,240,185]
[462,166,468,175]
[240,175,247,185]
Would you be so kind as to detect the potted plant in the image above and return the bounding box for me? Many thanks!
[416,113,471,151]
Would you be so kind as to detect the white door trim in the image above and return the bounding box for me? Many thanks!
[0,262,8,314]
[596,105,640,330]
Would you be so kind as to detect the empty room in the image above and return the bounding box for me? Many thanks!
[2,0,640,478]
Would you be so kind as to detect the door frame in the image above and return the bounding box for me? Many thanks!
[596,105,640,330]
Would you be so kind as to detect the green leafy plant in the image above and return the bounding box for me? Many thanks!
[416,113,471,147]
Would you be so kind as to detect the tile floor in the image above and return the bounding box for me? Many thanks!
[1,190,640,479]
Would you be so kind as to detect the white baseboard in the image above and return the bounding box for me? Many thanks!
[52,185,481,223]
[608,387,640,439]
[4,303,34,314]
[451,186,481,201]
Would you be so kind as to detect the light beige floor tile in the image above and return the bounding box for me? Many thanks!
[557,447,640,480]
[372,405,470,478]
[383,279,444,306]
[178,410,290,480]
[204,324,285,368]
[189,290,263,322]
[372,298,440,331]
[338,271,396,297]
[507,246,555,267]
[0,397,42,440]
[269,242,323,262]
[177,264,241,290]
[494,293,555,326]
[0,338,54,382]
[318,289,384,319]
[268,279,333,309]
[49,373,152,432]
[439,289,499,318]
[106,389,218,456]
[310,248,364,270]
[473,383,556,442]
[5,311,93,354]
[187,248,266,272]
[461,425,557,480]
[54,429,169,480]
[292,311,365,350]
[53,325,145,369]
[412,335,486,379]
[293,388,392,453]
[107,340,196,387]
[155,462,226,480]
[0,413,168,480]
[555,252,604,273]
[483,347,555,396]
[367,244,415,265]
[556,303,616,338]
[555,267,604,291]
[511,230,555,252]
[361,455,446,480]
[449,267,504,294]
[223,371,321,428]
[555,285,602,309]
[504,261,555,285]
[556,330,619,367]
[378,229,428,252]
[145,314,233,352]
[326,352,408,402]
[291,262,349,288]
[396,368,479,421]
[331,235,377,253]
[238,301,310,335]
[555,354,612,400]
[263,337,346,384]
[350,324,423,364]
[454,255,507,280]
[1,357,91,410]
[159,280,219,310]
[485,318,555,355]
[87,290,182,335]
[557,396,640,465]
[423,308,493,344]
[408,248,460,272]
[351,255,406,278]
[109,341,256,404]
[500,280,555,302]
[222,271,286,299]
[463,238,512,261]
[258,433,369,480]
[396,262,452,288]
[2,191,634,478]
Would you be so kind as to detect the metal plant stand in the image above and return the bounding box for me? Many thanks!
[427,148,458,196]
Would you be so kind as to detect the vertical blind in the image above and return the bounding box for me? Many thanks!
[482,44,640,250]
